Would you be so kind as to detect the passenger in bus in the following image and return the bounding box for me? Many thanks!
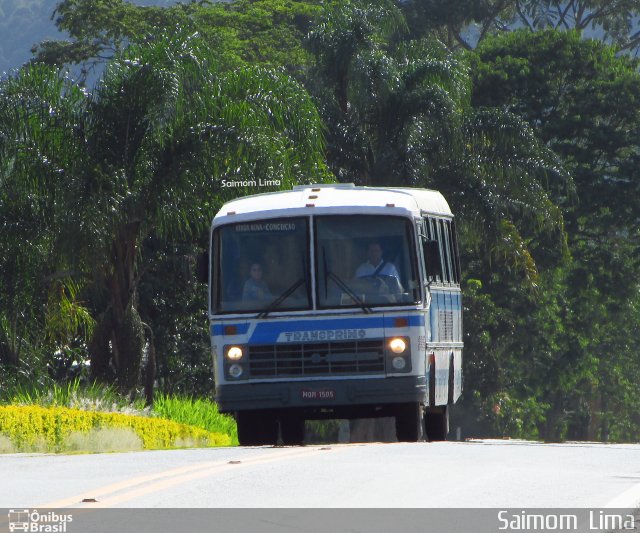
[355,241,400,280]
[242,263,273,301]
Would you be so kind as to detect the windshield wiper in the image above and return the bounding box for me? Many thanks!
[327,271,372,314]
[321,246,371,314]
[258,278,306,318]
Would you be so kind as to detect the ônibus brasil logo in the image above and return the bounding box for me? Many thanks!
[8,510,72,533]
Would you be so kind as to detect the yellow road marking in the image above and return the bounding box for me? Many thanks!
[38,459,225,508]
[38,446,334,508]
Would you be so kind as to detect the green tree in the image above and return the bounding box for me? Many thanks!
[0,64,90,373]
[307,0,566,283]
[396,1,640,53]
[33,0,321,81]
[471,29,640,440]
[514,0,640,52]
[0,30,328,391]
[397,0,517,48]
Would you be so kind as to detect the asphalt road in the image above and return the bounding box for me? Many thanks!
[2,440,640,509]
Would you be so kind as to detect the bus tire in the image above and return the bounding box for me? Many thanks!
[236,410,278,446]
[425,406,449,442]
[280,416,305,446]
[448,353,455,404]
[395,402,425,442]
[428,355,436,407]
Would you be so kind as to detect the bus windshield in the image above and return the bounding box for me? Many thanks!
[213,214,420,314]
[316,215,420,308]
[213,217,310,313]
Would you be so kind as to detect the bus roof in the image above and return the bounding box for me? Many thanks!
[213,184,453,226]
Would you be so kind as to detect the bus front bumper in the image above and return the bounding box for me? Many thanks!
[216,375,427,415]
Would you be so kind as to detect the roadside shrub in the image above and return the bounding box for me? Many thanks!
[0,405,231,452]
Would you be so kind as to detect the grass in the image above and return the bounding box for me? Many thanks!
[3,379,147,415]
[152,394,238,445]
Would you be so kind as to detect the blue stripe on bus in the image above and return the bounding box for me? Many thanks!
[249,316,425,344]
[211,315,424,341]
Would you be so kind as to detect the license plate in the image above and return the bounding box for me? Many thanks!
[300,389,336,400]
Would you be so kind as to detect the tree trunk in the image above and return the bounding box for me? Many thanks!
[586,391,601,441]
[335,67,349,115]
[541,393,565,441]
[89,222,145,392]
[114,305,144,391]
[0,311,23,367]
[143,325,157,406]
[89,311,114,382]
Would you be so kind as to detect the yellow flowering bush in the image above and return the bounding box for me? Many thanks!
[0,405,231,452]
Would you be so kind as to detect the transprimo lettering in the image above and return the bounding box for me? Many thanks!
[280,329,367,342]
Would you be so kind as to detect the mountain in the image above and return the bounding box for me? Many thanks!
[0,0,178,75]
[0,0,59,74]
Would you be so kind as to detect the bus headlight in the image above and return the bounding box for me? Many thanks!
[386,337,410,373]
[389,338,407,354]
[228,364,244,379]
[226,346,244,361]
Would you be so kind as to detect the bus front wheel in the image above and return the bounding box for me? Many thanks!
[424,406,449,442]
[236,410,278,446]
[395,402,425,442]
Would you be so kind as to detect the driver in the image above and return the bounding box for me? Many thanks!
[355,241,400,280]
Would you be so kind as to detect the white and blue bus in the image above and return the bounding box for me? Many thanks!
[206,184,462,445]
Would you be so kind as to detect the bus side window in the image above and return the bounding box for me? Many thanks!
[438,219,454,284]
[423,217,443,283]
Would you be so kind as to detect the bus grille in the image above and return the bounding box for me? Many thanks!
[247,340,385,377]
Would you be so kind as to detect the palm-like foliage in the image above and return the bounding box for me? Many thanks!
[440,108,568,283]
[0,31,328,388]
[0,65,88,368]
[307,0,568,283]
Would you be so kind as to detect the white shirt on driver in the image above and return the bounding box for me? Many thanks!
[355,260,400,280]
